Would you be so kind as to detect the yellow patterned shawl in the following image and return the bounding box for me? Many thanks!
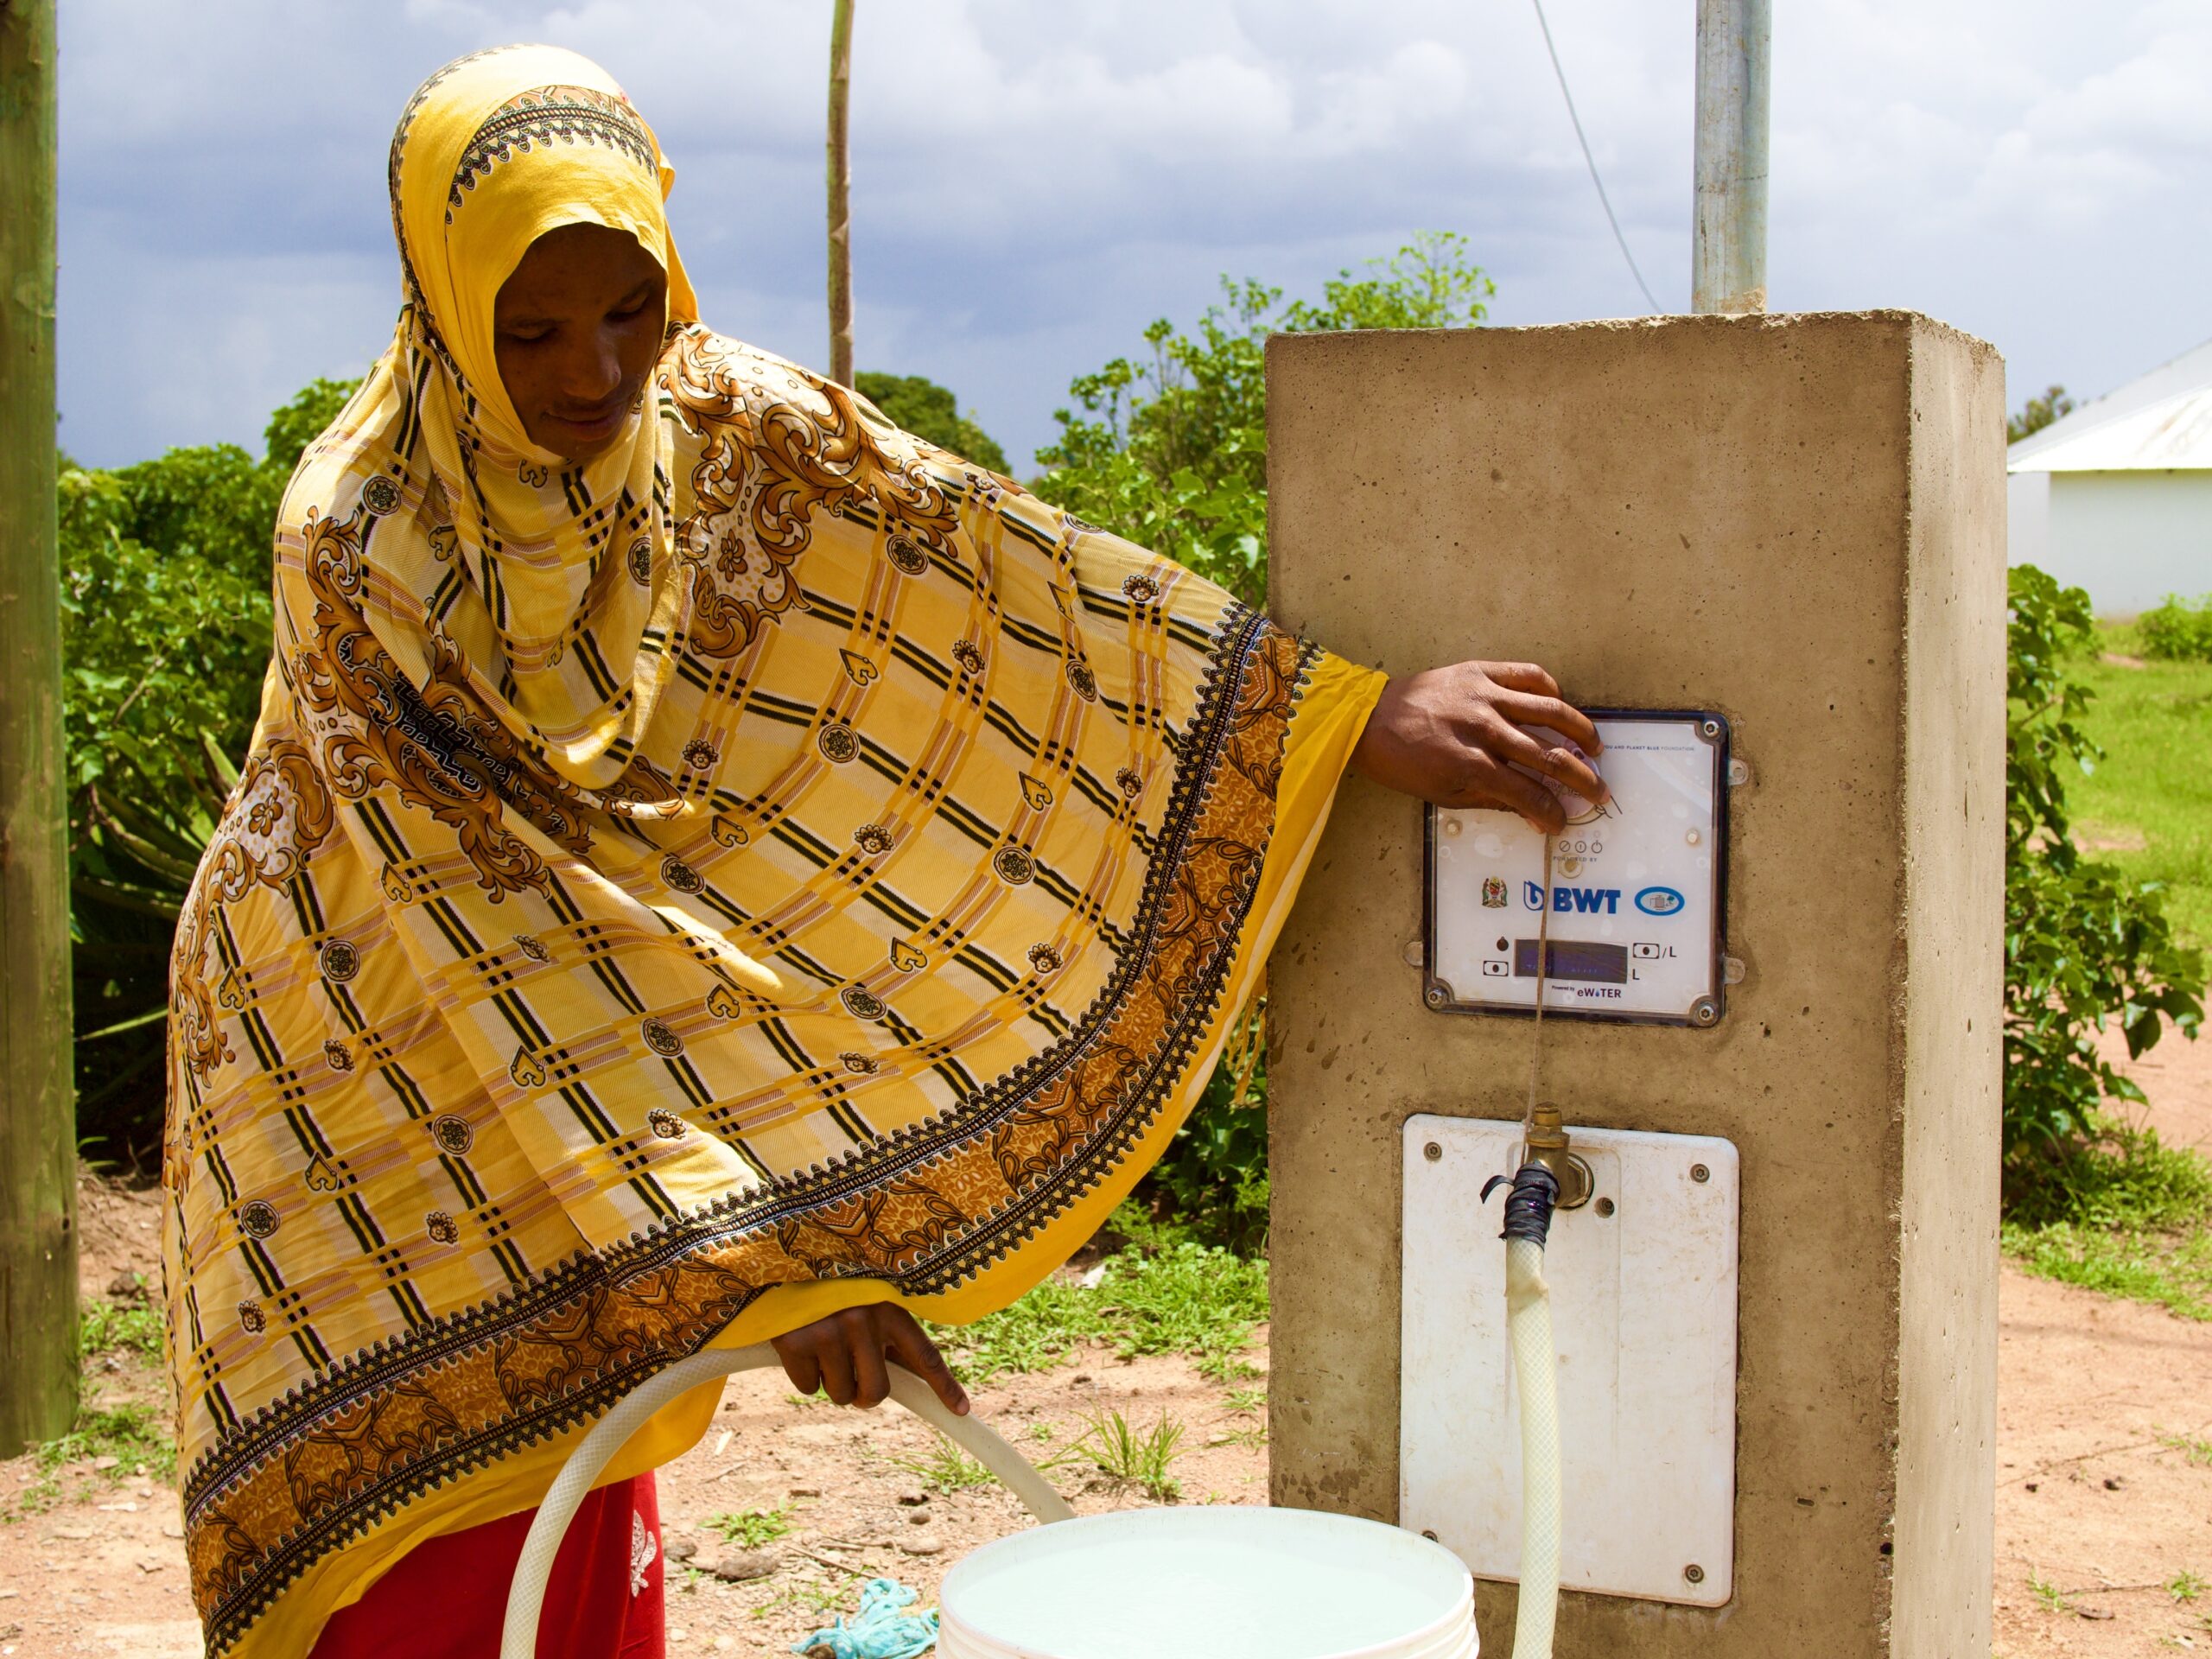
[161,43,1382,1658]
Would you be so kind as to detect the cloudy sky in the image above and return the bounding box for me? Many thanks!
[56,0,2212,472]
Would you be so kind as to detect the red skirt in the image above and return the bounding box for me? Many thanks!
[310,1471,666,1659]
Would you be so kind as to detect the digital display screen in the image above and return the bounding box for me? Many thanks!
[1515,939,1630,983]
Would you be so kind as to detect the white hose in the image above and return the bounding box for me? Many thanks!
[1505,1236,1560,1658]
[500,1342,1075,1659]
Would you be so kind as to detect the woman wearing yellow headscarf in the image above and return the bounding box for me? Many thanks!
[162,43,1606,1657]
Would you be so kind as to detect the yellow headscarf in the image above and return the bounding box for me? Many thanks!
[362,43,703,785]
[164,43,1385,1659]
[391,43,697,445]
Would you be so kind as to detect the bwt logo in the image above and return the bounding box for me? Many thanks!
[1522,882,1622,915]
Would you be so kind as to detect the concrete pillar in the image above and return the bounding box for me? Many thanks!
[1265,313,2005,1656]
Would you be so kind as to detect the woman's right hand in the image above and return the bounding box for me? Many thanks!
[1349,659,1609,834]
[770,1302,970,1415]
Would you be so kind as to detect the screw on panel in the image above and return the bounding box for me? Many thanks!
[1691,1164,1711,1184]
[1425,986,1448,1009]
[1423,1141,1443,1163]
[1691,996,1720,1027]
[1684,1563,1706,1585]
[1699,718,1723,740]
[1595,1197,1616,1217]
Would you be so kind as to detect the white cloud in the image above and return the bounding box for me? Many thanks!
[55,0,2212,472]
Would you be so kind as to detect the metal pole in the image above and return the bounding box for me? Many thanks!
[825,0,855,386]
[1692,0,1770,314]
[0,0,80,1459]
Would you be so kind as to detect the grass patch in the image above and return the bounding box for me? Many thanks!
[1209,1423,1268,1450]
[926,1241,1268,1382]
[3,1294,175,1523]
[1071,1407,1185,1503]
[2003,1223,2212,1319]
[702,1505,791,1548]
[2007,1122,2212,1231]
[1192,1349,1263,1384]
[2071,622,2212,949]
[2161,1433,2212,1469]
[887,1433,995,1494]
[2003,1122,2212,1319]
[79,1296,164,1361]
[0,1402,176,1522]
[752,1577,853,1621]
[42,1402,175,1484]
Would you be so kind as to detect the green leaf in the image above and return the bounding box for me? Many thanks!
[79,1005,168,1042]
[92,807,205,887]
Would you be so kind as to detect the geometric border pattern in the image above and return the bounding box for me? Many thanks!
[182,608,1309,1653]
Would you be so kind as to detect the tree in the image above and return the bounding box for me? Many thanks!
[2008,384,2074,444]
[1035,231,1493,607]
[855,372,1008,472]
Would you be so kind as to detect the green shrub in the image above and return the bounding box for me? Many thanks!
[1141,1007,1270,1255]
[2139,593,2212,663]
[2003,566,2203,1155]
[65,378,358,1159]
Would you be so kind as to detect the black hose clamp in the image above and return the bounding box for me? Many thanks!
[1482,1163,1562,1247]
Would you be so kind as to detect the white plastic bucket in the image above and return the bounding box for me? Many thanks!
[938,1506,1477,1659]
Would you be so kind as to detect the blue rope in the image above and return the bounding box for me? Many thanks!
[791,1576,938,1659]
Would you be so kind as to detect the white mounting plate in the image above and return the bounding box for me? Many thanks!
[1425,711,1728,1026]
[1401,1115,1739,1607]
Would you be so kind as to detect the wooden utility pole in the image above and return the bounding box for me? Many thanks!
[1692,0,1770,314]
[0,0,79,1459]
[825,0,855,385]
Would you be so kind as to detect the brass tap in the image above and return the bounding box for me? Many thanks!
[1523,1102,1594,1210]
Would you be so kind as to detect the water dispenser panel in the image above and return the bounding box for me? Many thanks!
[1424,711,1729,1026]
[1401,1115,1741,1606]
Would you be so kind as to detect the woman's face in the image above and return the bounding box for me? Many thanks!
[493,223,668,462]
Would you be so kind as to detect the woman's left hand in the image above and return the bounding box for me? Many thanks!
[770,1303,971,1415]
[1350,659,1610,834]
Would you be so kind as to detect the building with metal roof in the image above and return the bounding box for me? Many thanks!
[2008,338,2212,614]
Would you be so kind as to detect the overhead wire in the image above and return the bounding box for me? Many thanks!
[1529,0,1661,313]
[1527,833,1552,1133]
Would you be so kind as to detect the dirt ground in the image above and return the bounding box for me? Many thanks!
[2105,1023,2212,1157]
[5,1033,2209,1657]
